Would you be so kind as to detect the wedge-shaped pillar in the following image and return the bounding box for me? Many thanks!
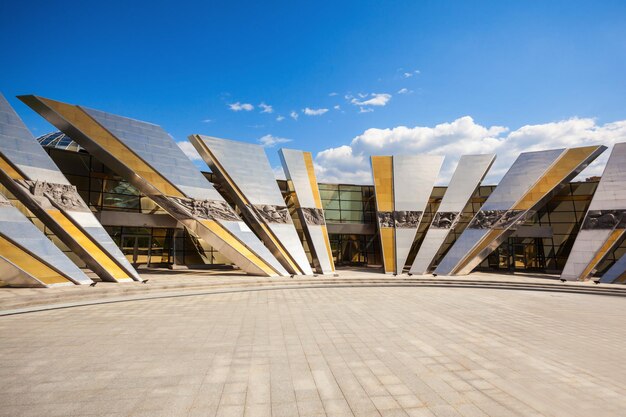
[0,93,139,283]
[435,146,605,276]
[279,148,335,274]
[561,142,626,282]
[20,95,287,277]
[189,136,314,276]
[410,154,495,275]
[371,155,444,274]
[0,194,92,287]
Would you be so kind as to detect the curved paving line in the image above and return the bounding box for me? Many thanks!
[1,280,625,317]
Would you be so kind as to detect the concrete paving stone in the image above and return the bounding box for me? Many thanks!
[215,404,245,417]
[1,281,626,417]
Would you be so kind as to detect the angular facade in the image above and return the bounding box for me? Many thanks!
[435,146,606,276]
[561,143,626,282]
[371,155,443,274]
[0,193,92,287]
[189,135,313,275]
[0,92,622,286]
[20,95,287,277]
[410,154,496,275]
[279,148,335,274]
[0,93,139,283]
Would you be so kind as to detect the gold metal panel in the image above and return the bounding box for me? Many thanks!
[320,225,335,272]
[380,228,396,274]
[198,219,277,276]
[580,229,625,281]
[0,154,24,180]
[46,210,131,280]
[0,236,70,285]
[453,229,503,275]
[304,152,335,271]
[371,156,395,273]
[514,147,600,210]
[303,152,323,209]
[371,156,394,212]
[35,97,185,198]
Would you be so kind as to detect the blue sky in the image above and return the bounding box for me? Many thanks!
[2,0,626,184]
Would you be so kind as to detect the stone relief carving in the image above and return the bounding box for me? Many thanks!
[467,209,506,229]
[394,210,423,229]
[492,209,526,229]
[431,211,459,229]
[301,207,325,226]
[172,197,241,221]
[582,209,626,230]
[19,180,90,212]
[377,211,394,228]
[251,204,292,224]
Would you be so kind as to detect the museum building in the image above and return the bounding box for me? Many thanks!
[23,133,626,278]
[0,93,625,287]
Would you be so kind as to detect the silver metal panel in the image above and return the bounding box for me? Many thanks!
[410,154,495,274]
[434,229,489,275]
[0,93,68,184]
[279,148,334,274]
[218,220,288,275]
[82,107,222,201]
[588,143,626,211]
[307,226,333,274]
[393,155,443,273]
[393,155,443,211]
[561,229,614,280]
[480,149,563,211]
[434,150,564,275]
[195,136,313,275]
[199,136,286,206]
[409,228,449,274]
[601,253,626,283]
[268,223,313,275]
[279,149,316,208]
[561,143,626,281]
[437,154,496,212]
[0,196,92,286]
[395,228,417,272]
[0,94,140,282]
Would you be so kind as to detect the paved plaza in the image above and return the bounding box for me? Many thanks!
[1,278,626,417]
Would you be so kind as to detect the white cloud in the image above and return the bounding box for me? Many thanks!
[201,118,213,123]
[350,93,392,107]
[313,116,626,185]
[359,107,374,113]
[258,134,292,148]
[397,88,412,95]
[177,141,202,161]
[402,69,421,78]
[259,102,274,113]
[303,107,329,116]
[290,110,299,120]
[329,92,339,96]
[229,102,254,111]
[276,115,285,122]
[334,105,341,110]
